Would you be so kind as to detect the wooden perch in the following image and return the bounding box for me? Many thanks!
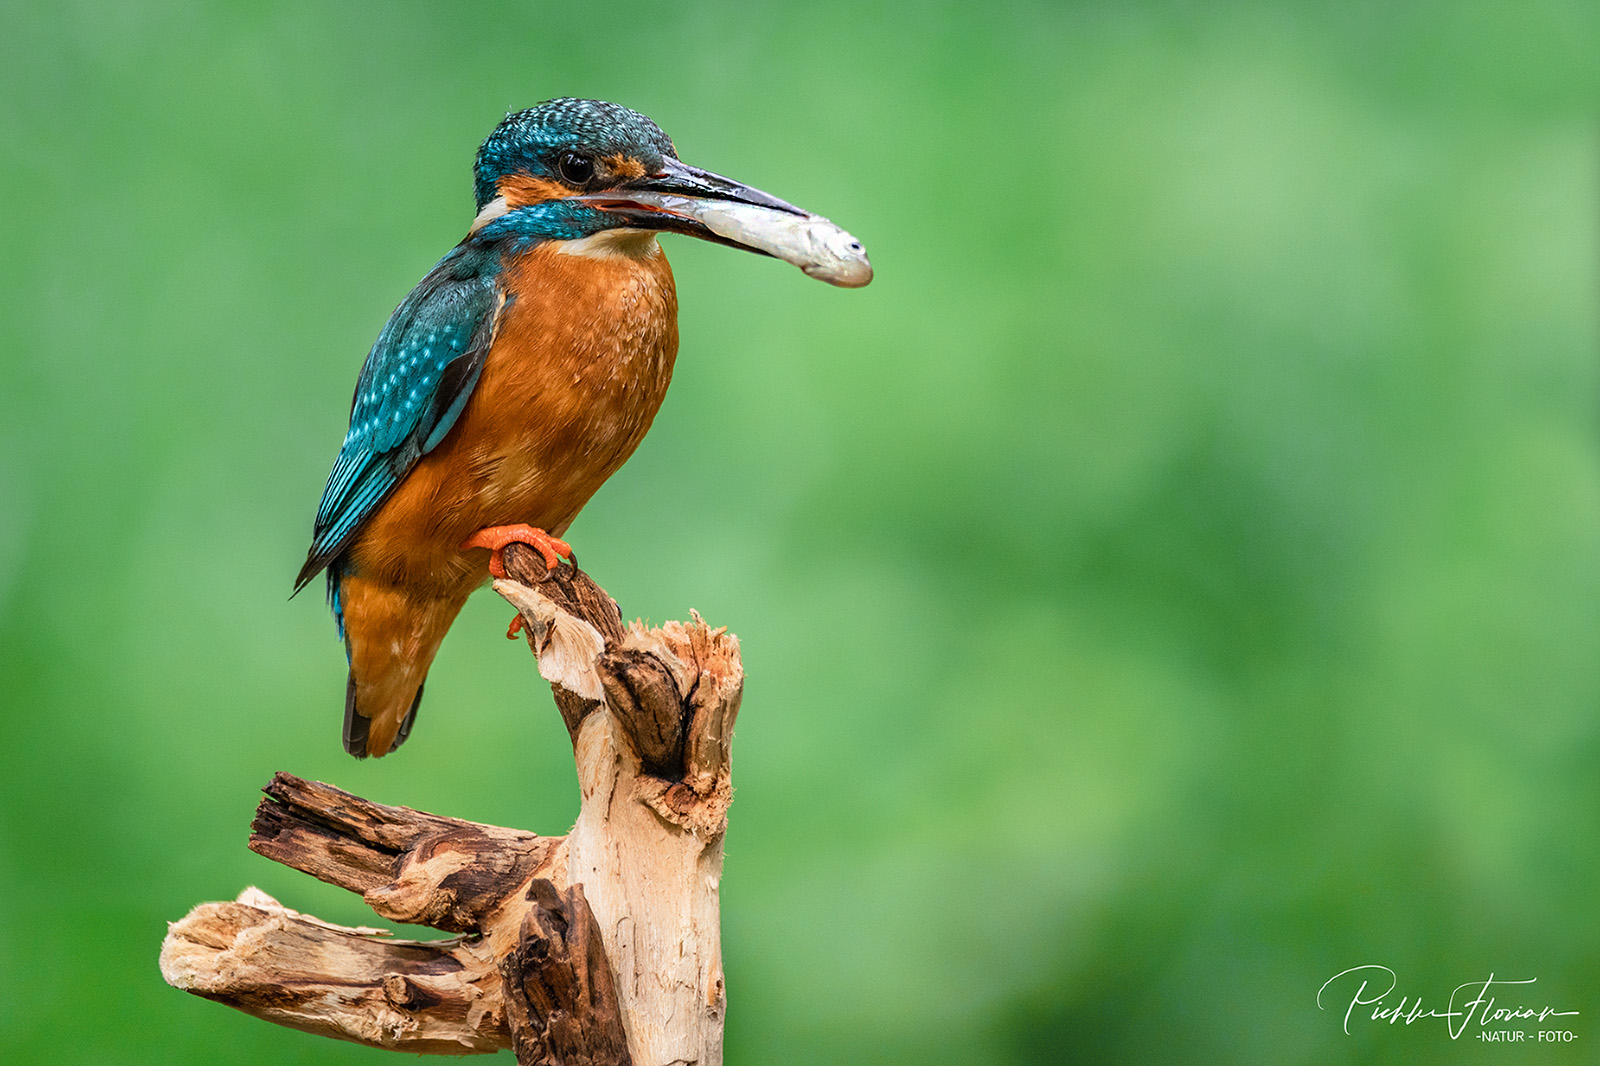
[161,549,743,1065]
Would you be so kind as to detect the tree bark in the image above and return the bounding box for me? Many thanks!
[160,553,742,1065]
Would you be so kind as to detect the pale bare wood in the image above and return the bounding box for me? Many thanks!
[159,887,508,1054]
[496,554,741,1066]
[161,557,743,1066]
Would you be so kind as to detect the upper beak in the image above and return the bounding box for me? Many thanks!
[574,158,807,255]
[573,157,873,288]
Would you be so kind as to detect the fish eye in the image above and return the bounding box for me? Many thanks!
[557,152,595,185]
[847,240,863,253]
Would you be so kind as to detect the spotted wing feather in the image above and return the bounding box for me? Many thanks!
[295,242,504,597]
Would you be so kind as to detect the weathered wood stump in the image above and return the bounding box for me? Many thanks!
[160,547,743,1066]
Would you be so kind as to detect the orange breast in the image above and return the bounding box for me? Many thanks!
[350,236,679,594]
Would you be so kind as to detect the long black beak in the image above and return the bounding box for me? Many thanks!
[575,157,873,287]
[637,158,809,215]
[576,158,806,255]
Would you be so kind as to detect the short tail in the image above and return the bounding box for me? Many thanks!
[335,571,465,759]
[344,673,426,758]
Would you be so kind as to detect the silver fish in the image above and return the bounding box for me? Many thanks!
[602,192,873,288]
[690,201,873,288]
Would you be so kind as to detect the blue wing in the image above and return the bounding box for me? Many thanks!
[295,241,505,598]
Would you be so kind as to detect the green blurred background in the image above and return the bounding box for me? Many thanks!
[2,1,1597,1062]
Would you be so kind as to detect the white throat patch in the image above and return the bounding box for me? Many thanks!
[552,228,661,260]
[468,195,510,235]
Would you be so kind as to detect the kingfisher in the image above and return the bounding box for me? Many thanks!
[294,98,869,758]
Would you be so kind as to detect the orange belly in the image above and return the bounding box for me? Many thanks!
[348,236,679,595]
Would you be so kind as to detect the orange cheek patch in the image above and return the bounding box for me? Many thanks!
[498,173,572,207]
[602,154,648,180]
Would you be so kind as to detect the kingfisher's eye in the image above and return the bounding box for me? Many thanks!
[557,152,595,185]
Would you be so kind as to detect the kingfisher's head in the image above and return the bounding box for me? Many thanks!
[473,98,680,211]
[465,98,869,286]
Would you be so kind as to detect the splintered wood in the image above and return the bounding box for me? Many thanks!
[160,553,743,1066]
[159,884,509,1054]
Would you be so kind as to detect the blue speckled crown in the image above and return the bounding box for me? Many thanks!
[473,98,679,209]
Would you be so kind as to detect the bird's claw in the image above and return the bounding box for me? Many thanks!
[460,524,573,580]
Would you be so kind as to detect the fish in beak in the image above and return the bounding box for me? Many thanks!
[577,158,873,288]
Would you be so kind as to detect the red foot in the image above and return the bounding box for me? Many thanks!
[507,614,526,640]
[460,524,573,580]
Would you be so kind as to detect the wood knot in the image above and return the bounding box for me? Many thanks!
[382,973,440,1011]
